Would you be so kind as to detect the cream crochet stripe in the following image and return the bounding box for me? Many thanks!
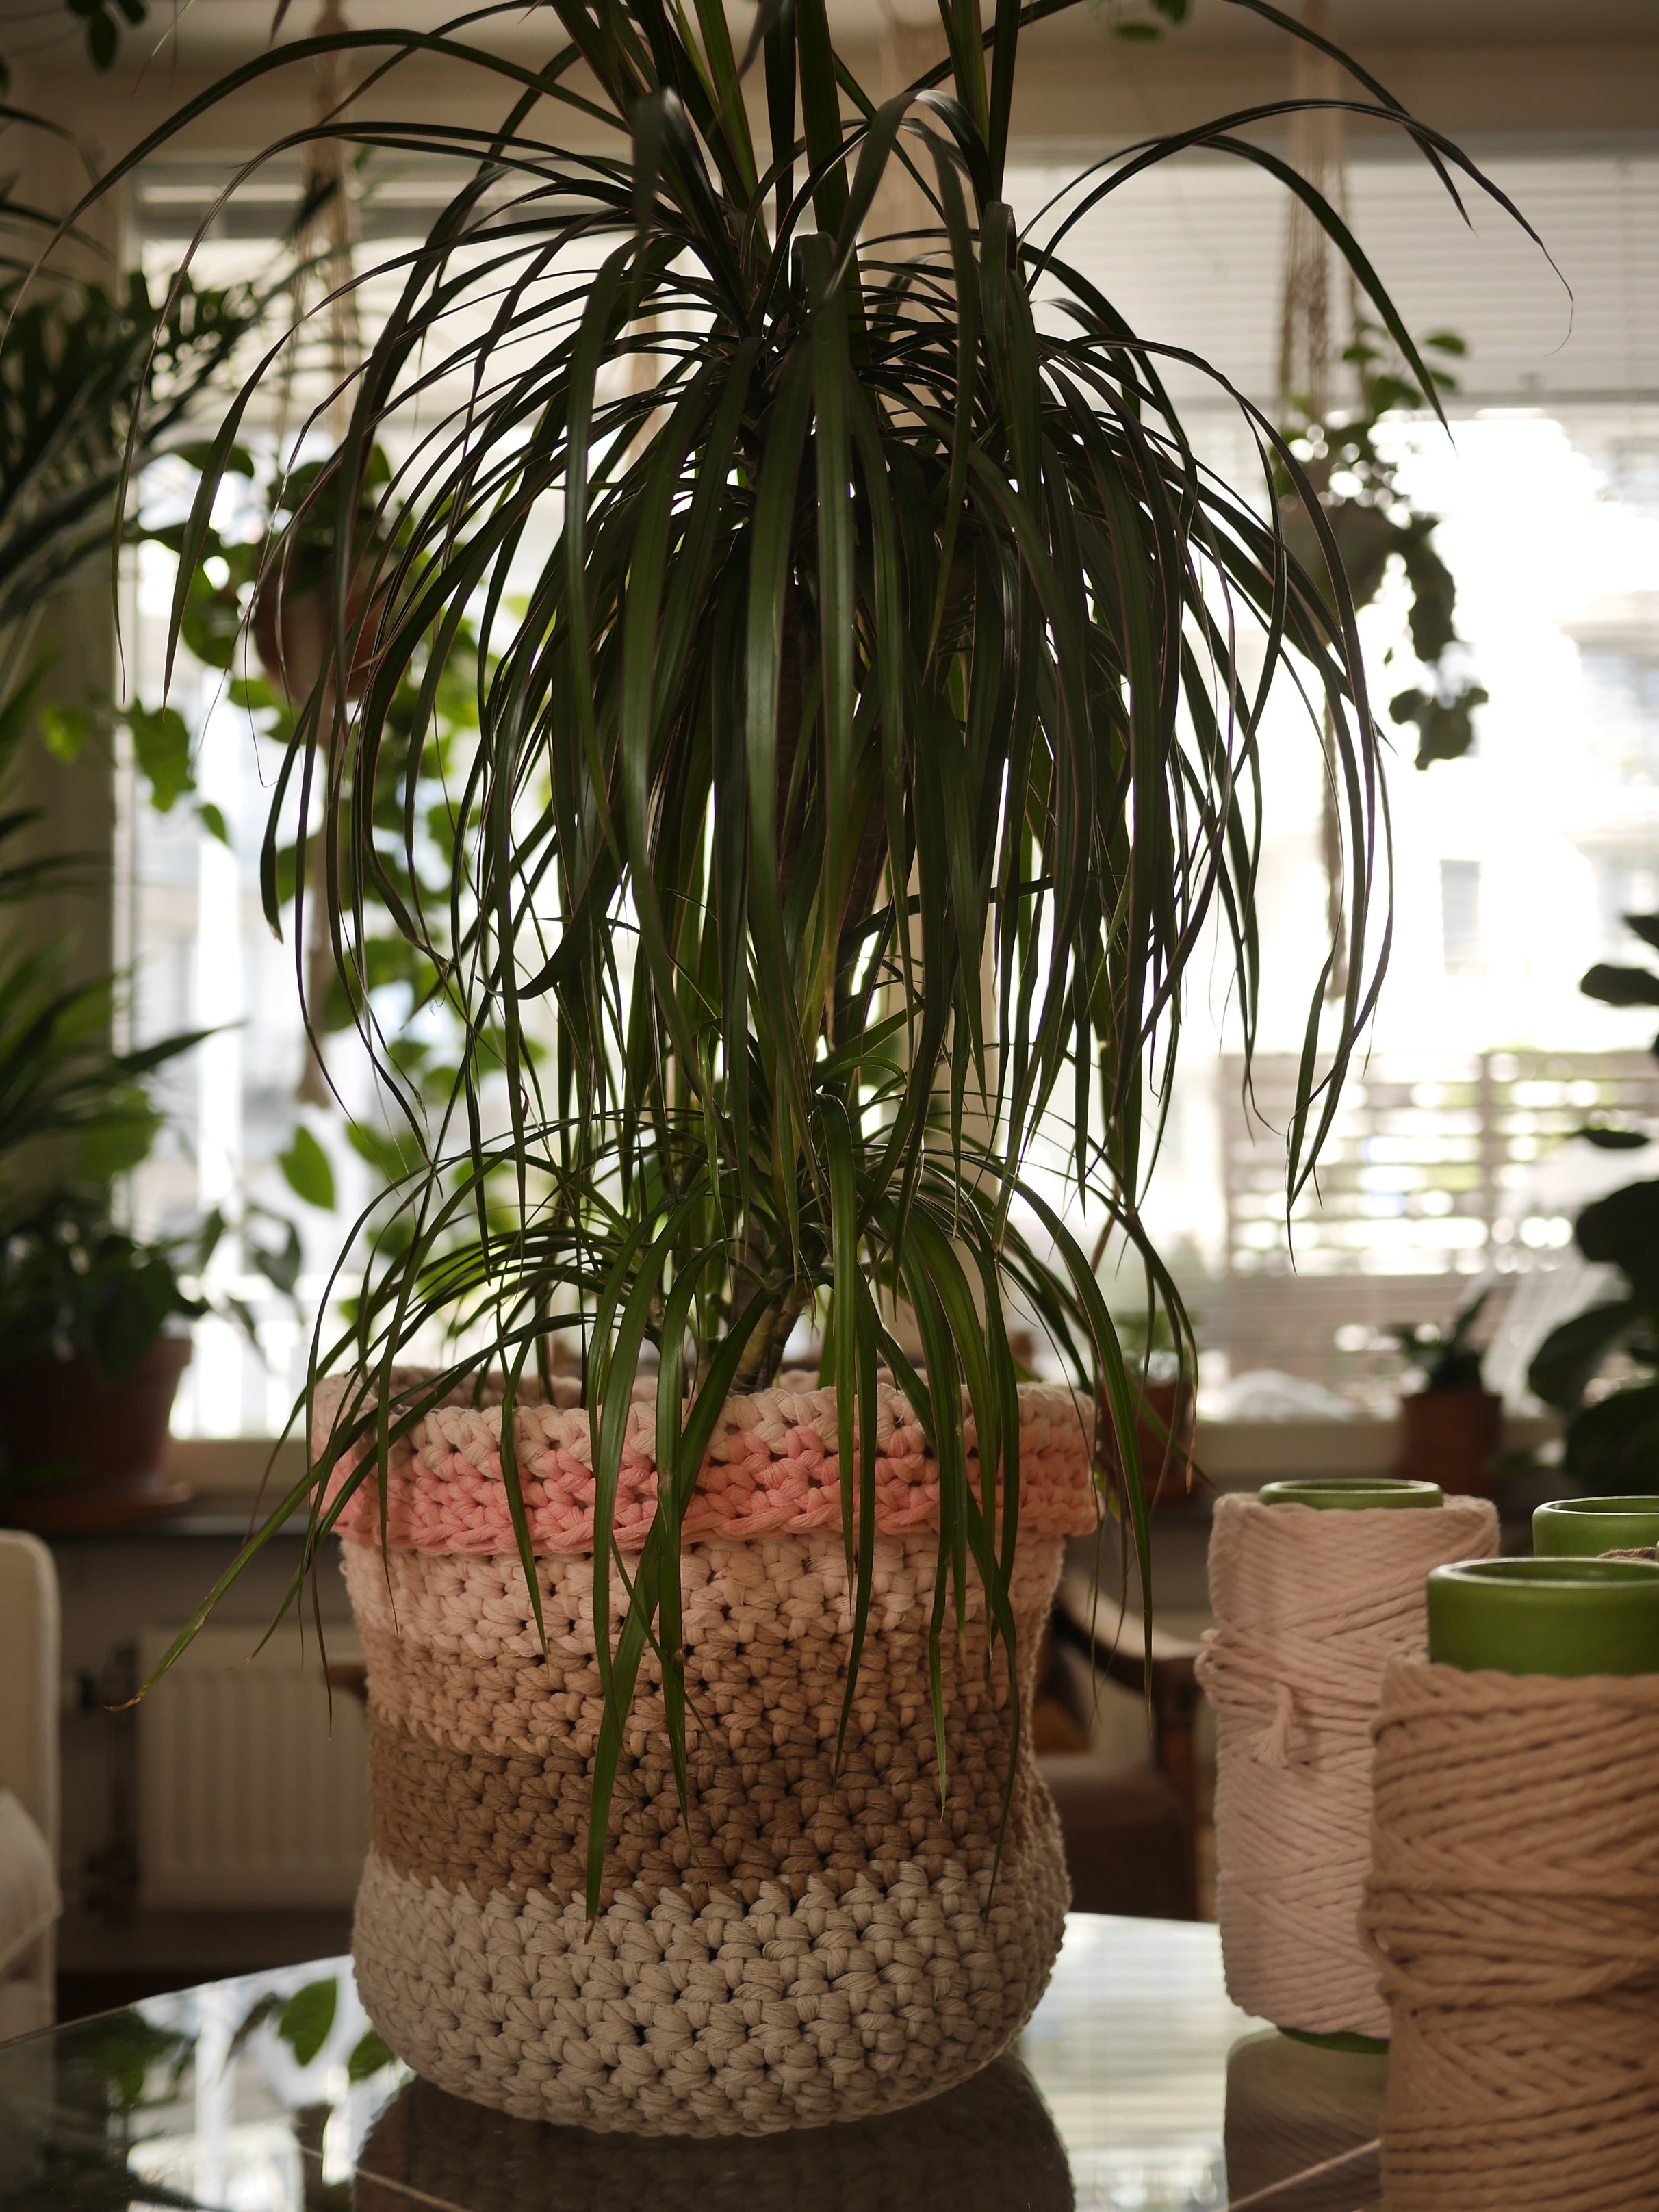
[336,1379,1094,2135]
[354,1845,1067,2137]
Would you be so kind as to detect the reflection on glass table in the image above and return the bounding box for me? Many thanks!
[0,1914,1385,2212]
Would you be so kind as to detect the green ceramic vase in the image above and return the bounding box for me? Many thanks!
[1532,1496,1659,1559]
[1259,1478,1443,1512]
[1428,1557,1659,1677]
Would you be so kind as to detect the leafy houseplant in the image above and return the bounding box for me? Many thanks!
[94,0,1518,2135]
[0,178,277,1528]
[0,712,211,1531]
[1391,1287,1502,1496]
[1521,915,1659,1490]
[1281,318,1487,772]
[1528,1180,1659,1492]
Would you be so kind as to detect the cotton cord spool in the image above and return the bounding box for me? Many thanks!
[1197,1491,1497,2037]
[1362,1653,1659,2211]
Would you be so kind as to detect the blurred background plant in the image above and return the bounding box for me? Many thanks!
[1523,916,1659,1489]
[1391,1285,1491,1393]
[0,159,300,1508]
[1281,318,1489,775]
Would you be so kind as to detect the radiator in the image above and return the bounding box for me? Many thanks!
[138,1625,370,1909]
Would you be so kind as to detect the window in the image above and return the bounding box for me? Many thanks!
[118,140,1659,1427]
[1440,860,1484,977]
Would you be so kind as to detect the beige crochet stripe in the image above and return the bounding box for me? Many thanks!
[342,1528,1059,1669]
[349,1534,1059,1911]
[1363,1655,1659,2211]
[1198,1491,1497,2039]
[352,1846,1068,2138]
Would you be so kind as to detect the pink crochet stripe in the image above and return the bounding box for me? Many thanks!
[316,1376,1097,1557]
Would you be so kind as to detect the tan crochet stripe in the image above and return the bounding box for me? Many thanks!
[352,1847,1068,2137]
[344,1534,1058,1742]
[350,1534,1060,1910]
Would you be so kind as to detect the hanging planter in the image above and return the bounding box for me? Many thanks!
[250,550,379,706]
[327,1373,1096,2135]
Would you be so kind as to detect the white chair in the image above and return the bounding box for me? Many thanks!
[0,1532,61,2037]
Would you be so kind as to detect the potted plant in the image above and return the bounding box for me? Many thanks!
[0,734,209,1532]
[1515,908,1659,1488]
[1528,1181,1659,1491]
[1391,1289,1502,1495]
[1099,1303,1197,1511]
[0,1200,201,1534]
[97,0,1515,2138]
[0,932,304,1532]
[0,156,285,1529]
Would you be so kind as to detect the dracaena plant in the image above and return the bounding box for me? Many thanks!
[88,0,1524,1904]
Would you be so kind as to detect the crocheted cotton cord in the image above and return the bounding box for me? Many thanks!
[333,1376,1098,2136]
[1363,1654,1659,2212]
[318,1374,1096,1556]
[1196,1491,1497,2039]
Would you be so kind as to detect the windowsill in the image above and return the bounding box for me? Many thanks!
[149,1415,1562,1509]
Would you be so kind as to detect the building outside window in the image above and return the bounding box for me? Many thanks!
[1440,860,1484,977]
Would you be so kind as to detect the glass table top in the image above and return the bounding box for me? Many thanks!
[0,1915,1383,2212]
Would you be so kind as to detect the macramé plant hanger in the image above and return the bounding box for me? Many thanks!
[73,0,1534,1915]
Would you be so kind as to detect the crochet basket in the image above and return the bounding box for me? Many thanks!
[324,1372,1098,2137]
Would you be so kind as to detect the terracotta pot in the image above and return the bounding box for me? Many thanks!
[322,1369,1098,2136]
[0,1338,193,1534]
[1098,1377,1198,1511]
[1394,1387,1504,1497]
[251,558,380,706]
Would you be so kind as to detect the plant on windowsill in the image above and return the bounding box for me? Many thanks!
[1101,1302,1198,1512]
[1390,1287,1503,1496]
[0,172,292,1530]
[0,669,209,1530]
[0,800,299,1531]
[90,0,1523,2137]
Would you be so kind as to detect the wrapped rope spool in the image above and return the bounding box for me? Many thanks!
[1363,1556,1659,2212]
[1197,1480,1497,2039]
